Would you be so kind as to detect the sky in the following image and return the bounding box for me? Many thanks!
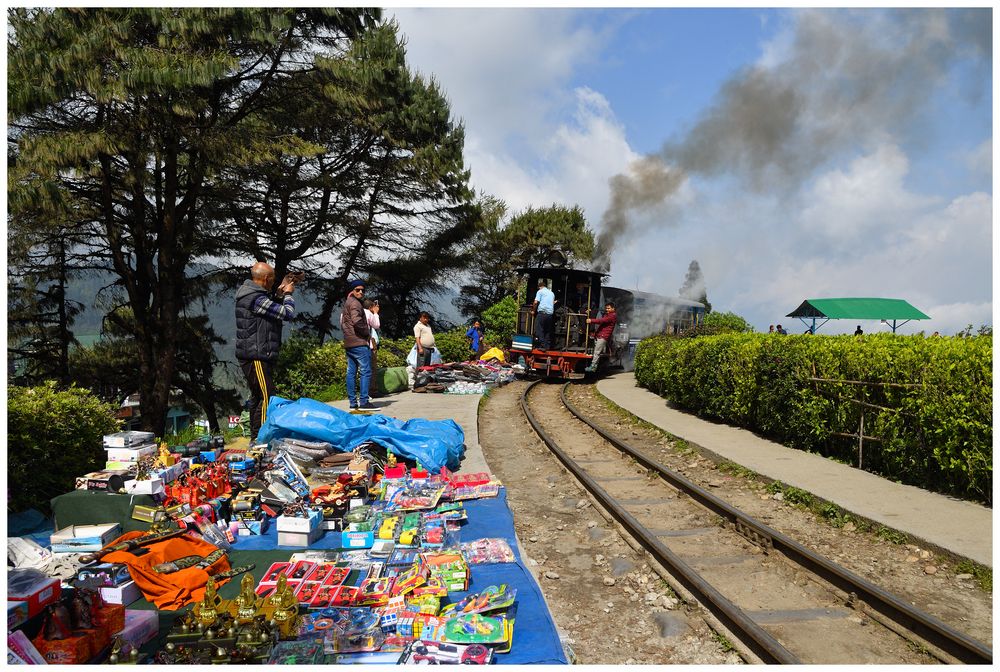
[389,7,993,335]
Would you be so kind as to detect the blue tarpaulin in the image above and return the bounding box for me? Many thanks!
[257,396,465,473]
[236,488,567,665]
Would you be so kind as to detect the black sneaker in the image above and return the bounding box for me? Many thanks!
[349,400,359,410]
[358,402,377,411]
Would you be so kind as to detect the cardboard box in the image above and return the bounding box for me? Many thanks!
[236,516,269,536]
[99,580,141,606]
[8,629,46,664]
[51,523,122,553]
[277,528,323,547]
[320,518,342,531]
[105,444,157,463]
[7,601,28,630]
[7,574,61,618]
[33,630,92,664]
[96,603,126,634]
[118,609,158,652]
[153,463,184,483]
[277,509,322,533]
[341,529,375,549]
[123,478,164,496]
[103,431,155,448]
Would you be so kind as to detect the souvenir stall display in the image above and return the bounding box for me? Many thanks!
[8,410,565,665]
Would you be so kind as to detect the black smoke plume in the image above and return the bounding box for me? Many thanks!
[591,8,990,273]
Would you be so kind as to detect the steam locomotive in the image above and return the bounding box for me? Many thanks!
[509,265,706,377]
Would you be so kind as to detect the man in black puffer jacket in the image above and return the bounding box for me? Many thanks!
[235,262,299,442]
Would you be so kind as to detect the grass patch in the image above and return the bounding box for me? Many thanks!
[477,387,492,413]
[718,461,758,481]
[712,632,736,653]
[955,559,992,592]
[764,481,814,508]
[875,526,909,545]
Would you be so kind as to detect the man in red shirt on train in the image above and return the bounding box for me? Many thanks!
[584,302,617,372]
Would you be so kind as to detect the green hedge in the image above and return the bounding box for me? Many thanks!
[8,382,121,513]
[634,333,992,503]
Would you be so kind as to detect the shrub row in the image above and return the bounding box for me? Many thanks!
[634,333,992,503]
[8,382,121,513]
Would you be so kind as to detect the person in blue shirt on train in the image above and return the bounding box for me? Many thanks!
[532,279,556,350]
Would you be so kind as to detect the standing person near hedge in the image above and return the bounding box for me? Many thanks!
[235,261,299,442]
[584,302,617,372]
[413,311,435,368]
[363,298,381,397]
[340,279,374,410]
[465,319,485,359]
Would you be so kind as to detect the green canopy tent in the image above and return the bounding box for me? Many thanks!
[786,298,930,334]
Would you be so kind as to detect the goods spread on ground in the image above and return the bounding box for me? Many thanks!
[7,417,562,665]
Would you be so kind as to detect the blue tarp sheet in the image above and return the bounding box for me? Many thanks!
[257,396,465,473]
[237,488,567,665]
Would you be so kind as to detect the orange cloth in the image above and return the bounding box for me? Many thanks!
[101,531,231,610]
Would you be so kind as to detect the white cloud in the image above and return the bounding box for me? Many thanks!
[800,144,940,249]
[391,8,606,152]
[963,138,992,176]
[392,9,630,221]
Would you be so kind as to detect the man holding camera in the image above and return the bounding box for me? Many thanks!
[235,262,301,442]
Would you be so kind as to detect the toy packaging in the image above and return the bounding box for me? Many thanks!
[400,639,494,665]
[460,537,517,564]
[267,638,325,665]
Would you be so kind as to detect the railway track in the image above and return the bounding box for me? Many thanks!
[519,379,992,665]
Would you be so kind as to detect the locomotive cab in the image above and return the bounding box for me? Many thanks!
[511,266,608,377]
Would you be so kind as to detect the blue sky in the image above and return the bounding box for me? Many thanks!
[391,7,993,335]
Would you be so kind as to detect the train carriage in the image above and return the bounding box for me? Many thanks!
[509,265,708,378]
[510,266,609,377]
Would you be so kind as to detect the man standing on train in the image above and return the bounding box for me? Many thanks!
[584,301,617,372]
[532,278,555,350]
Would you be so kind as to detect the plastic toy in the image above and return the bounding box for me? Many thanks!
[440,584,516,617]
[401,639,494,664]
[439,613,507,644]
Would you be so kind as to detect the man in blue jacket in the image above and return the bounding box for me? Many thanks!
[235,262,298,442]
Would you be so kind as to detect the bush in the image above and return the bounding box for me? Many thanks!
[434,327,478,364]
[634,333,992,502]
[701,311,754,333]
[277,331,414,402]
[482,296,519,349]
[8,382,121,513]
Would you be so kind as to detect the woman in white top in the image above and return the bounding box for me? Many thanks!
[363,299,381,395]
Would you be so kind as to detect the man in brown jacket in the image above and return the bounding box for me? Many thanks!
[340,279,374,410]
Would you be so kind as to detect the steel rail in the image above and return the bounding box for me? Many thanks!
[560,382,993,665]
[520,380,801,664]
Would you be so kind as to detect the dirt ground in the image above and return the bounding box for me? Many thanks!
[478,380,992,664]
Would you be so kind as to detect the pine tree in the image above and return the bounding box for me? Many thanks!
[678,259,712,313]
[9,8,380,435]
